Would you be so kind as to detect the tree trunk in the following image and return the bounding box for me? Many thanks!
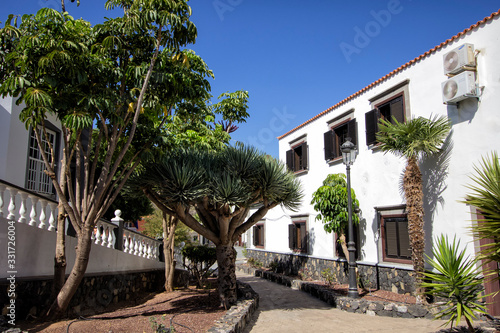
[163,212,178,292]
[338,232,349,260]
[404,157,426,304]
[46,224,94,319]
[52,209,67,297]
[215,243,237,309]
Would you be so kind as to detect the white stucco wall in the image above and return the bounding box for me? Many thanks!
[247,15,500,267]
[0,220,164,279]
[0,96,63,189]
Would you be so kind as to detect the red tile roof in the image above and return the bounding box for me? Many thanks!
[277,9,500,140]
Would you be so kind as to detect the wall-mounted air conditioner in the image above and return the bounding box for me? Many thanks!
[443,43,475,75]
[441,70,478,104]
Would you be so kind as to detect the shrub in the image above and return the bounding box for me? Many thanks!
[181,245,217,288]
[321,268,335,286]
[421,235,488,333]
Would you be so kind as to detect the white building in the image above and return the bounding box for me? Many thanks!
[245,9,500,314]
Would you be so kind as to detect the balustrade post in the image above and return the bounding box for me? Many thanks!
[29,196,39,227]
[94,222,102,245]
[7,188,18,221]
[38,200,48,229]
[0,184,5,218]
[18,192,28,224]
[134,236,139,256]
[111,210,124,251]
[107,225,115,249]
[48,202,57,231]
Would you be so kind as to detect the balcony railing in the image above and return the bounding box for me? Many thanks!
[0,179,161,261]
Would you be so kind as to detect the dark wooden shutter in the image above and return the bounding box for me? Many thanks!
[365,109,379,146]
[347,119,357,146]
[384,218,398,257]
[301,143,308,170]
[286,149,294,171]
[288,224,296,249]
[253,226,258,246]
[260,225,264,246]
[324,131,335,160]
[398,219,411,258]
[300,223,307,253]
[390,96,404,123]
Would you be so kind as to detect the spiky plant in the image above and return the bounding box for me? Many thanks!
[377,115,451,302]
[463,152,500,264]
[421,235,488,333]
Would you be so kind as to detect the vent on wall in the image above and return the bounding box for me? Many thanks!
[441,71,478,104]
[443,43,475,75]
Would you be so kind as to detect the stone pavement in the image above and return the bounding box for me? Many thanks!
[237,271,448,333]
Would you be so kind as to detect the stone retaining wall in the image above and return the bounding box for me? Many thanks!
[208,281,259,333]
[247,249,416,295]
[0,269,189,320]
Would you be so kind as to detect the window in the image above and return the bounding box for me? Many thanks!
[381,214,411,263]
[26,127,58,195]
[253,223,264,247]
[288,219,308,253]
[324,119,357,161]
[286,141,308,173]
[365,95,405,146]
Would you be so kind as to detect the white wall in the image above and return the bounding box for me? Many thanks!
[0,220,164,279]
[0,96,63,189]
[249,15,500,266]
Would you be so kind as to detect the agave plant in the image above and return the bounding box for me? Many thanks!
[421,235,488,333]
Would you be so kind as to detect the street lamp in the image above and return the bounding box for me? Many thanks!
[341,137,359,298]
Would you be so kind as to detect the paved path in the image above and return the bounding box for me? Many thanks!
[237,271,448,333]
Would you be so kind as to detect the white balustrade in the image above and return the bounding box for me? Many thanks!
[48,202,57,231]
[1,181,161,262]
[18,192,28,224]
[7,188,17,221]
[29,196,39,227]
[38,200,48,229]
[0,185,5,218]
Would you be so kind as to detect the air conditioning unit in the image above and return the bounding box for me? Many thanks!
[443,43,475,75]
[441,70,477,104]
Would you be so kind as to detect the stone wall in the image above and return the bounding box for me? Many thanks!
[247,249,416,296]
[0,269,185,320]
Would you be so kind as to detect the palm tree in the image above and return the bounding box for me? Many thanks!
[128,146,303,308]
[464,152,500,264]
[377,115,451,303]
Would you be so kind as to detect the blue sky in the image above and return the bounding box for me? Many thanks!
[2,0,499,157]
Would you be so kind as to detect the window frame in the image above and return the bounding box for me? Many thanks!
[288,217,308,254]
[25,123,60,196]
[324,117,357,162]
[252,223,265,248]
[286,139,308,173]
[378,211,412,265]
[365,80,411,147]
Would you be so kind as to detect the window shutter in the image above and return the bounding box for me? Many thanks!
[365,109,379,146]
[324,131,335,160]
[384,219,398,257]
[300,223,308,253]
[347,119,357,146]
[390,96,405,123]
[260,225,265,247]
[253,226,258,246]
[286,149,294,171]
[398,219,411,258]
[301,143,308,170]
[288,224,296,249]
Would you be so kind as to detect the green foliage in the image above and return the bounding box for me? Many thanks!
[181,245,217,288]
[463,151,500,264]
[321,268,335,286]
[149,315,174,333]
[311,173,359,235]
[142,208,193,246]
[421,235,488,331]
[268,261,279,272]
[376,115,451,159]
[247,257,263,268]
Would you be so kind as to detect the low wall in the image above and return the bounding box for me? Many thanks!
[0,269,173,321]
[247,249,417,295]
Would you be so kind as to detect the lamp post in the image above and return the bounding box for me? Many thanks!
[341,137,359,298]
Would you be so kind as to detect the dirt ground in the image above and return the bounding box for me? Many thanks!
[17,284,226,333]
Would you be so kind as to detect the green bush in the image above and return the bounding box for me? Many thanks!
[421,235,488,333]
[321,268,335,286]
[181,245,216,288]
